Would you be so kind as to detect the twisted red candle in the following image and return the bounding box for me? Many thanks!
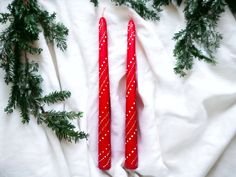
[98,17,111,170]
[125,19,138,169]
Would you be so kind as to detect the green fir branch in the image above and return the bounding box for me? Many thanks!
[91,0,161,21]
[173,0,226,76]
[0,0,88,142]
[121,0,160,21]
[90,0,98,7]
[40,110,86,142]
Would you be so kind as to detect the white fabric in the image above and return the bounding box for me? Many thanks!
[0,0,236,177]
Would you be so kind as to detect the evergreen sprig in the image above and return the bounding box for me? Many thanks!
[0,0,88,142]
[173,0,226,76]
[40,111,86,142]
[116,0,160,21]
[91,0,161,21]
[91,0,235,76]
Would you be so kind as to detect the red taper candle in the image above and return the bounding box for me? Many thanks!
[98,17,111,170]
[125,19,138,169]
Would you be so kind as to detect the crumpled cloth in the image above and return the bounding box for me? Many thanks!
[0,0,236,177]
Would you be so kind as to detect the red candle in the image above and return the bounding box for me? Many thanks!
[98,17,111,170]
[125,19,138,169]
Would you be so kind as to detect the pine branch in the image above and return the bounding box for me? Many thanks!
[90,0,98,7]
[173,0,226,76]
[0,0,87,142]
[40,110,87,142]
[122,0,160,21]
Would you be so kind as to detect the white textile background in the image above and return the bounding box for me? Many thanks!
[0,0,236,177]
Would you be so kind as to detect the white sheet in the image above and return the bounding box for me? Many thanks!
[0,0,236,177]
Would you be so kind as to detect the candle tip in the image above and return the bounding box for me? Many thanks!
[128,13,133,20]
[128,18,135,27]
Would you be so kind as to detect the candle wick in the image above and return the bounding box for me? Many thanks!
[102,7,106,17]
[128,12,133,20]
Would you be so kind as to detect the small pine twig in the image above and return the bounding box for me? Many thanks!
[90,0,98,7]
[0,0,87,142]
[173,0,226,76]
[124,0,160,21]
[40,110,88,142]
